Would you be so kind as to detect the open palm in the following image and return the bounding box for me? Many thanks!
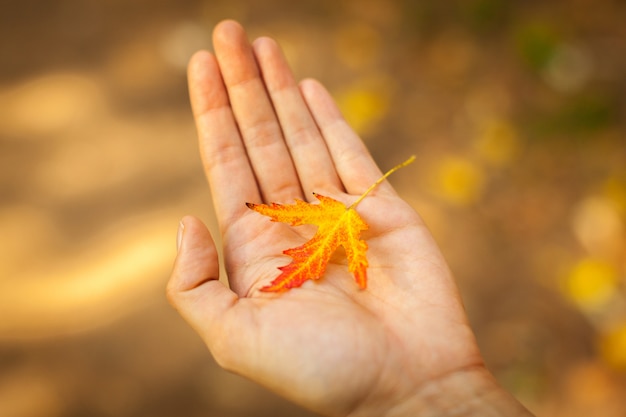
[169,20,528,417]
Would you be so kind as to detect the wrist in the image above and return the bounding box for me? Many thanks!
[350,365,534,417]
[409,365,534,417]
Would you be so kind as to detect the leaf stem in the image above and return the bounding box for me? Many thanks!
[349,155,416,209]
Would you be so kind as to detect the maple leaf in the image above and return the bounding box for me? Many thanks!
[247,156,415,292]
[247,193,369,291]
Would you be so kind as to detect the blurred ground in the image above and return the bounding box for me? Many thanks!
[1,0,625,416]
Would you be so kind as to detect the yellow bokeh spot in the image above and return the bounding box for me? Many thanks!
[473,120,519,166]
[571,196,623,258]
[603,177,626,216]
[600,324,626,371]
[336,76,392,135]
[433,156,485,205]
[564,258,618,310]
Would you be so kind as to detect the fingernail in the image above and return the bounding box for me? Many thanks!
[176,220,185,252]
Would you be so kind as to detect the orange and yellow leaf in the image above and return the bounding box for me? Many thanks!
[247,155,415,292]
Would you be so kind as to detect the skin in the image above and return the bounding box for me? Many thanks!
[168,20,535,417]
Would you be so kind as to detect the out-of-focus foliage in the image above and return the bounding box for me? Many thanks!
[431,156,485,205]
[565,258,619,311]
[601,324,626,371]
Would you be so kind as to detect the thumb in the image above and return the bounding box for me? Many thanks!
[167,215,238,338]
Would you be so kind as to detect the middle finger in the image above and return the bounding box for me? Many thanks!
[213,20,302,203]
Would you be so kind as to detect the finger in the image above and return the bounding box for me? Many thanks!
[168,216,223,293]
[213,20,301,203]
[168,216,259,376]
[252,37,343,197]
[167,216,239,341]
[299,79,396,197]
[188,50,261,227]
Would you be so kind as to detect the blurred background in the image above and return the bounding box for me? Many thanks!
[1,0,625,416]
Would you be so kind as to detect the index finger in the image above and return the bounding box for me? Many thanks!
[188,50,261,228]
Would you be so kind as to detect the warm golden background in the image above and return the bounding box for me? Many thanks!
[1,0,625,416]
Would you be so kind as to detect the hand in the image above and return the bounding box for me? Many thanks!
[168,20,533,417]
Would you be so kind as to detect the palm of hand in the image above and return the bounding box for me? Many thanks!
[211,194,480,415]
[169,20,482,417]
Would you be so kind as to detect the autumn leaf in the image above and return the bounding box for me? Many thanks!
[247,193,369,292]
[247,156,415,292]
